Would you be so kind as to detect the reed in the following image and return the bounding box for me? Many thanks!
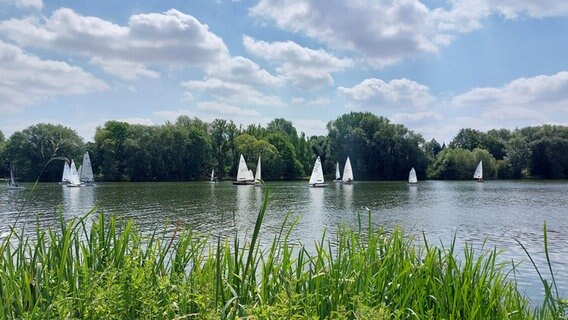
[0,186,564,319]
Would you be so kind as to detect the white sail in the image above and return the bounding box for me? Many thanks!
[67,160,82,186]
[9,163,15,185]
[309,156,325,185]
[7,163,24,190]
[473,160,483,180]
[408,167,418,184]
[236,154,252,182]
[342,157,354,183]
[78,165,82,179]
[254,156,261,183]
[61,162,70,183]
[80,152,94,183]
[335,162,341,180]
[211,169,215,181]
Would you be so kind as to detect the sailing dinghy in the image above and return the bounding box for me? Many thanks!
[342,157,354,184]
[233,154,255,185]
[408,167,418,184]
[308,156,327,187]
[473,160,483,182]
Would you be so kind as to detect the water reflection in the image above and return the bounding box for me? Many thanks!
[1,180,567,304]
[62,186,95,218]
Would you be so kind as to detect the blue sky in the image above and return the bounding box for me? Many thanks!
[1,0,567,143]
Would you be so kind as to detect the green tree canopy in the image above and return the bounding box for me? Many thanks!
[5,123,84,181]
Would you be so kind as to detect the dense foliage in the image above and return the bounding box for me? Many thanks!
[2,114,567,182]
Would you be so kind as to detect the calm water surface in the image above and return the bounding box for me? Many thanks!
[1,180,567,304]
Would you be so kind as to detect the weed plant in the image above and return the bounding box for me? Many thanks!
[0,187,565,319]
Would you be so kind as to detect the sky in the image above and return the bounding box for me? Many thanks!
[1,0,567,144]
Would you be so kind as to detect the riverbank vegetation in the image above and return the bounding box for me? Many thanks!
[1,113,567,181]
[1,190,566,319]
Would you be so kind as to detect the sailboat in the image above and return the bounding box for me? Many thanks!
[254,156,262,186]
[408,167,418,184]
[342,157,354,184]
[67,159,83,187]
[333,162,341,182]
[308,156,327,187]
[473,160,483,182]
[210,169,218,182]
[7,163,25,190]
[233,154,255,185]
[59,161,71,185]
[80,152,95,185]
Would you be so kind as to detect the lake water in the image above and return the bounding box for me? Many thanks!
[1,180,567,304]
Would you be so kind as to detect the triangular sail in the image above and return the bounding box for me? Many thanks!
[309,156,325,184]
[473,160,483,180]
[80,152,94,182]
[68,160,81,185]
[236,154,252,181]
[255,156,261,183]
[78,165,83,180]
[335,162,341,180]
[408,167,418,184]
[61,162,70,182]
[247,169,254,181]
[342,157,354,182]
[211,169,215,181]
[9,163,16,185]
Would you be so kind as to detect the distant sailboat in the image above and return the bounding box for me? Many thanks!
[233,154,255,185]
[80,152,95,185]
[408,167,418,184]
[473,160,483,182]
[59,161,71,185]
[333,162,341,182]
[254,156,262,186]
[308,156,327,187]
[67,160,83,187]
[7,163,25,190]
[342,157,354,184]
[210,169,218,182]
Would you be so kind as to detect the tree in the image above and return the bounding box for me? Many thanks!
[5,124,84,181]
[327,112,427,180]
[428,148,496,180]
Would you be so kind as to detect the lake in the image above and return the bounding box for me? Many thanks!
[1,180,567,304]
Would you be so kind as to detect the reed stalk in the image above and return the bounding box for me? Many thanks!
[0,186,564,319]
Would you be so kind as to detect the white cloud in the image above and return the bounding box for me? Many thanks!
[0,40,108,112]
[205,55,283,86]
[291,96,330,106]
[250,0,437,67]
[391,111,443,123]
[0,8,229,79]
[338,78,434,110]
[153,109,194,122]
[291,118,328,137]
[1,0,43,10]
[90,58,160,80]
[197,101,261,117]
[250,1,568,67]
[453,72,568,110]
[182,78,285,107]
[243,35,353,89]
[489,0,568,19]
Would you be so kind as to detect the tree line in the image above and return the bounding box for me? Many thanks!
[1,112,567,182]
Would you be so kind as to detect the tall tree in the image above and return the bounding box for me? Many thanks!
[5,124,84,181]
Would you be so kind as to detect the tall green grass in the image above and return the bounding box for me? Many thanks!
[0,187,565,319]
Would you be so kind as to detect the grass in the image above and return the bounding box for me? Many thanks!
[0,186,566,319]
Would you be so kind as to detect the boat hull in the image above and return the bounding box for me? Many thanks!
[233,181,255,185]
[308,183,327,188]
